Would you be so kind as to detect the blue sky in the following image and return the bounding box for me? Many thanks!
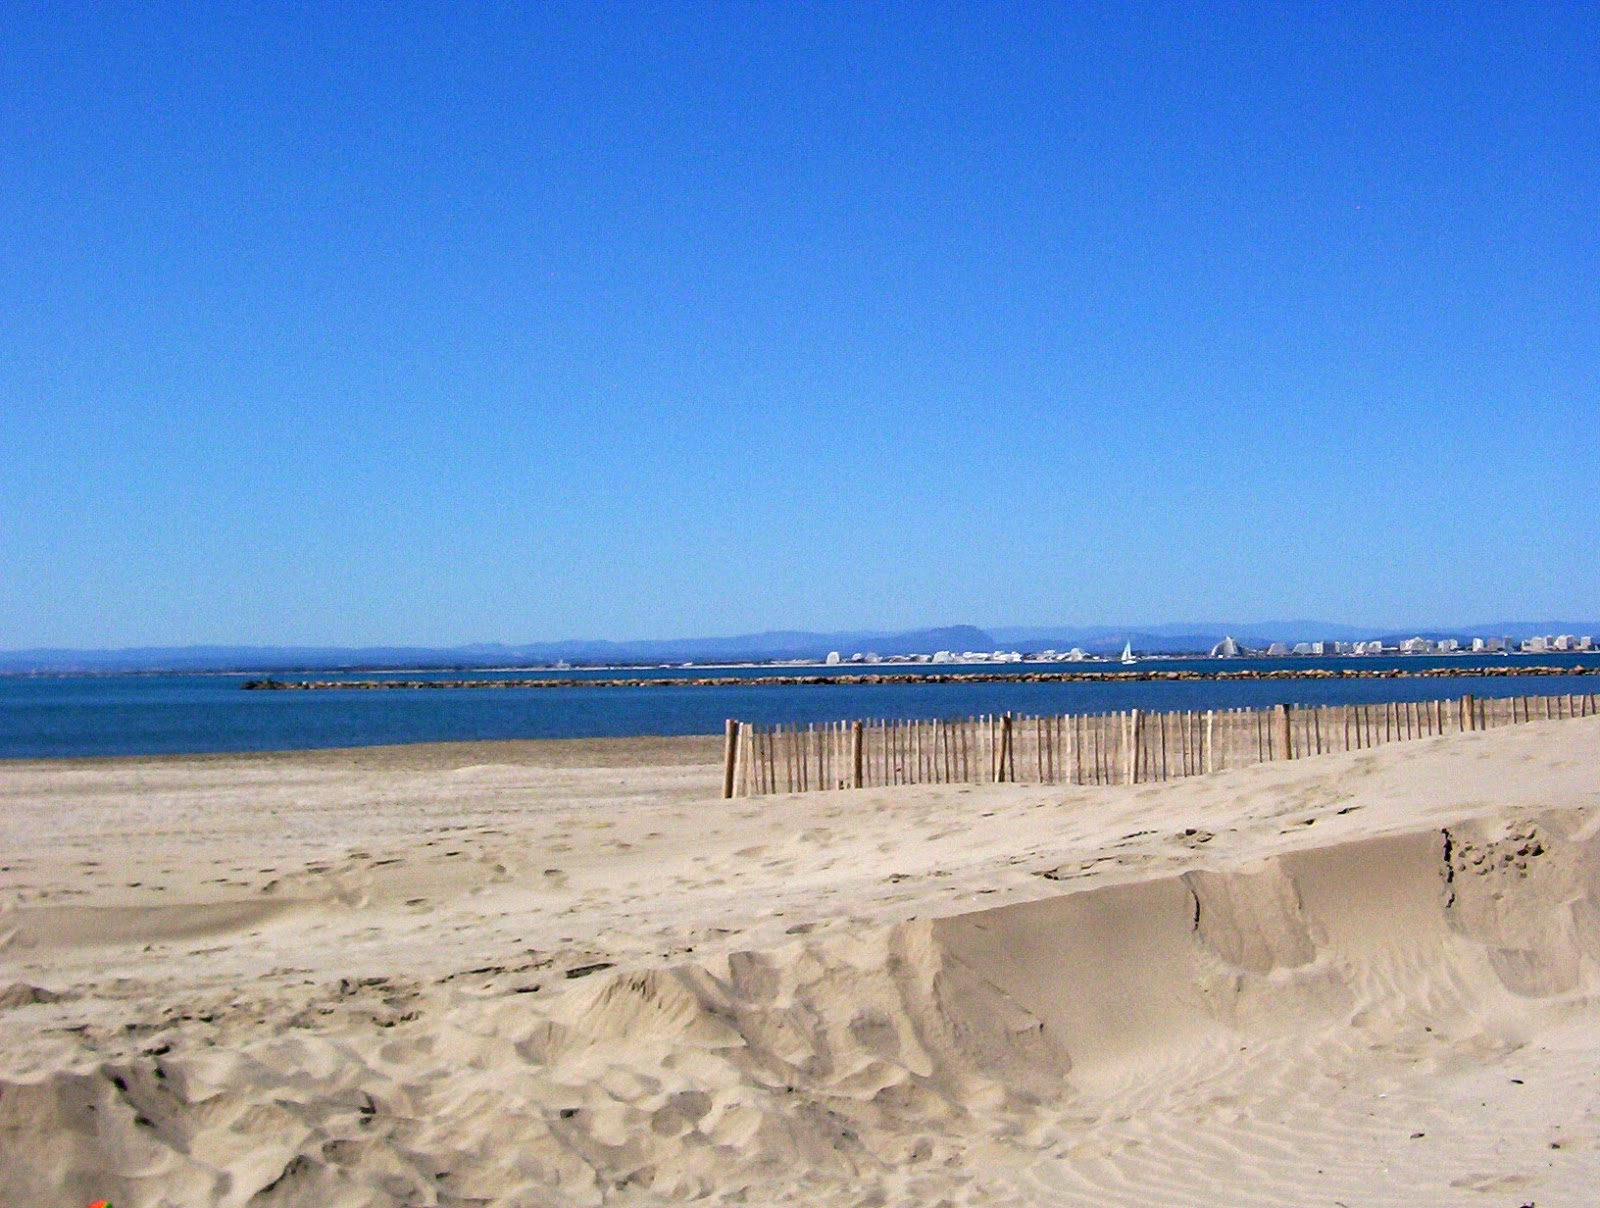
[3,2,1596,646]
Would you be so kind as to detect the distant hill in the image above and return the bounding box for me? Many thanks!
[0,626,1000,674]
[3,620,1596,673]
[502,625,998,665]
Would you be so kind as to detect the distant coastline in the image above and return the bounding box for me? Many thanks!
[5,619,1599,676]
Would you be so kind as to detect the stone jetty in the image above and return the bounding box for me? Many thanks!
[241,664,1593,691]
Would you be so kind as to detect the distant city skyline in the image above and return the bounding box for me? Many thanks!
[3,5,1595,648]
[5,618,1599,675]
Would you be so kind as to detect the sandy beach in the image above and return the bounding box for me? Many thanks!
[4,718,1600,1206]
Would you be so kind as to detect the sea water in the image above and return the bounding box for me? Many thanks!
[0,654,1593,759]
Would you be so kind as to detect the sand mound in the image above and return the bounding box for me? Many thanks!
[0,982,63,1010]
[4,718,1600,1205]
[7,811,1600,1205]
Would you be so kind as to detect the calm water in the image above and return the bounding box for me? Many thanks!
[1,654,1594,759]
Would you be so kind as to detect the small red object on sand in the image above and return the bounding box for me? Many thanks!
[88,1201,111,1208]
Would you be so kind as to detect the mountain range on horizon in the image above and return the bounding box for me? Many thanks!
[3,620,1598,674]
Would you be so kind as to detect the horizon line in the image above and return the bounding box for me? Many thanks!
[7,617,1600,658]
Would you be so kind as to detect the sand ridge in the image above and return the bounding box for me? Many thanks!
[3,719,1600,1204]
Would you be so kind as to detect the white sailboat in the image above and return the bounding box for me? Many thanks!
[1120,640,1136,665]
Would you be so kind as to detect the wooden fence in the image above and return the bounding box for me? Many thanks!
[721,692,1600,798]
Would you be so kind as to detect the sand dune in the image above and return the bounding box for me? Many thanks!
[3,719,1599,1205]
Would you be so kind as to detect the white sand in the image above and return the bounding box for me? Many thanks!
[3,719,1600,1206]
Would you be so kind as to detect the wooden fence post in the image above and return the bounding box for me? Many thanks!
[736,723,752,795]
[1127,709,1141,784]
[851,720,864,789]
[1461,693,1475,732]
[722,719,739,799]
[1274,703,1293,760]
[1007,712,1016,782]
[996,712,1013,783]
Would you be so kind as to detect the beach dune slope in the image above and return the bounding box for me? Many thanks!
[4,721,1600,1205]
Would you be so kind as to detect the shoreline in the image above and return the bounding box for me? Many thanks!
[0,731,726,772]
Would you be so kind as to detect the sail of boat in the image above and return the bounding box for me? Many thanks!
[1120,640,1135,664]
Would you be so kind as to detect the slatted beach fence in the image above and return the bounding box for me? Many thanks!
[722,692,1600,797]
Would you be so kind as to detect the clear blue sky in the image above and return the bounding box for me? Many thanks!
[4,2,1596,647]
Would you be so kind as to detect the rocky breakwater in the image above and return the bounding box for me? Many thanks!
[240,665,1593,690]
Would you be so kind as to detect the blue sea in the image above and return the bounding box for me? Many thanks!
[1,654,1594,759]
